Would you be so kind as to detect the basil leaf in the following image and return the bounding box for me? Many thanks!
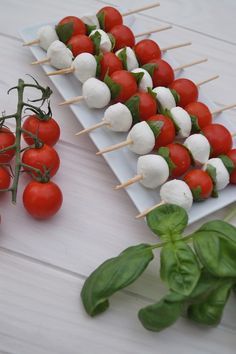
[125,95,140,124]
[95,54,103,78]
[81,244,154,316]
[142,63,157,77]
[206,164,218,198]
[55,22,74,43]
[157,147,176,173]
[96,11,105,30]
[86,24,97,35]
[160,241,200,296]
[138,295,183,332]
[147,204,188,240]
[131,71,144,85]
[190,114,201,133]
[219,155,235,174]
[108,33,115,50]
[191,186,203,202]
[117,47,127,70]
[170,89,180,105]
[104,74,121,99]
[90,31,102,55]
[165,108,180,133]
[193,220,236,277]
[147,120,164,138]
[147,87,157,99]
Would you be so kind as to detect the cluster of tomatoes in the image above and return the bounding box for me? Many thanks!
[0,114,62,219]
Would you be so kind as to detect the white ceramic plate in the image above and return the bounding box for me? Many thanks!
[19,15,236,224]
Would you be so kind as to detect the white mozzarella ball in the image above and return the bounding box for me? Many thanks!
[89,29,112,52]
[47,40,73,69]
[82,78,111,108]
[37,25,59,51]
[160,180,193,211]
[131,68,153,92]
[127,121,155,155]
[73,53,97,83]
[153,87,176,110]
[116,47,139,71]
[170,107,192,138]
[81,14,100,28]
[184,134,210,165]
[137,155,169,189]
[104,103,132,132]
[203,158,229,190]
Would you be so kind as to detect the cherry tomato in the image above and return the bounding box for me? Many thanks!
[22,115,60,147]
[202,124,232,157]
[109,25,135,51]
[58,16,86,38]
[0,166,11,190]
[149,58,174,87]
[23,181,63,219]
[134,39,161,65]
[128,92,157,121]
[169,78,198,107]
[184,169,213,201]
[99,52,123,80]
[67,35,94,57]
[110,70,138,103]
[185,102,212,129]
[22,144,60,178]
[97,6,123,32]
[147,114,175,149]
[0,127,15,163]
[226,149,236,184]
[164,143,191,178]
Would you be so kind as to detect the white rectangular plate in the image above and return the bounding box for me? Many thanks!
[20,16,236,224]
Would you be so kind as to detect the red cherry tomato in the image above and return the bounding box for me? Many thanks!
[134,39,161,65]
[164,143,191,178]
[110,70,138,103]
[23,181,63,219]
[97,6,123,32]
[0,166,11,190]
[169,78,198,107]
[226,149,236,184]
[185,102,212,129]
[22,115,60,147]
[58,16,86,37]
[184,169,213,201]
[149,58,174,87]
[22,144,60,178]
[202,124,232,157]
[109,25,135,51]
[0,127,15,163]
[128,92,157,121]
[99,52,123,80]
[67,35,94,56]
[147,114,175,149]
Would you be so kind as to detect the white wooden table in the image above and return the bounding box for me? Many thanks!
[0,1,236,353]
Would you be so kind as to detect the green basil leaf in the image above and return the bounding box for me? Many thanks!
[219,155,235,174]
[160,241,200,296]
[55,22,74,43]
[170,89,180,105]
[206,164,218,198]
[142,63,157,77]
[157,147,176,173]
[125,95,140,124]
[81,244,154,316]
[131,71,144,85]
[191,186,204,202]
[94,53,103,78]
[190,114,201,133]
[104,73,121,99]
[147,204,188,240]
[117,47,127,70]
[96,11,105,30]
[85,24,97,35]
[147,87,157,99]
[90,31,102,55]
[147,120,164,138]
[193,220,236,277]
[108,33,115,50]
[165,108,180,133]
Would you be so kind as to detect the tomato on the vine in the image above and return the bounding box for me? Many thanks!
[169,78,198,107]
[67,35,94,57]
[58,16,86,37]
[97,6,123,32]
[147,114,175,149]
[226,149,236,184]
[23,180,63,219]
[109,25,135,51]
[184,169,213,201]
[0,127,15,163]
[134,39,161,65]
[22,144,60,178]
[22,115,60,146]
[99,52,123,80]
[164,143,191,178]
[185,101,212,129]
[202,123,232,157]
[110,70,138,103]
[149,58,174,87]
[0,166,11,190]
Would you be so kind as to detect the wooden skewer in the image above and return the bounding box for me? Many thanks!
[174,58,208,72]
[122,2,160,16]
[96,138,133,155]
[31,58,50,65]
[161,41,192,52]
[136,201,165,219]
[22,38,40,46]
[115,174,143,190]
[59,96,84,106]
[76,120,110,136]
[47,67,75,76]
[211,103,236,115]
[135,25,172,38]
[231,132,236,137]
[196,75,219,87]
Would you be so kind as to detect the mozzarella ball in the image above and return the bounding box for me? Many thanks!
[170,107,192,138]
[116,47,139,71]
[81,14,100,29]
[203,158,229,190]
[82,78,111,108]
[160,180,193,211]
[104,103,132,132]
[89,29,112,52]
[73,53,97,83]
[47,40,73,69]
[137,155,169,189]
[131,68,153,92]
[37,25,59,51]
[153,87,176,110]
[127,121,155,155]
[184,134,210,165]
